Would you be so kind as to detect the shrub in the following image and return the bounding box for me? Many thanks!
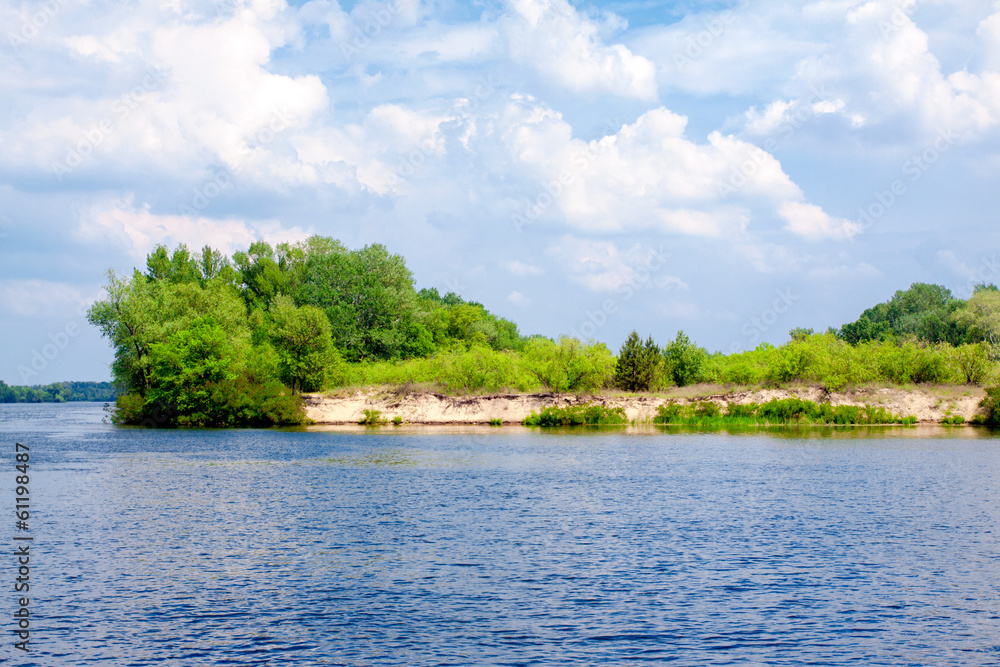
[653,403,685,424]
[954,343,991,384]
[693,401,721,418]
[972,386,1000,425]
[726,402,758,418]
[359,409,386,425]
[522,404,628,426]
[525,337,615,392]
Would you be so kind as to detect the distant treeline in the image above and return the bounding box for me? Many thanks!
[0,381,118,403]
[88,236,1000,427]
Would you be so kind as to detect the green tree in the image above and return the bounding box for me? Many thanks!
[233,241,291,312]
[88,267,303,426]
[270,296,337,393]
[839,283,967,344]
[146,244,201,284]
[87,269,157,392]
[615,331,659,391]
[788,327,814,341]
[663,331,706,387]
[296,243,419,361]
[954,287,1000,357]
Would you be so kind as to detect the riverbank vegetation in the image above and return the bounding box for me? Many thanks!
[653,398,916,427]
[87,236,1000,426]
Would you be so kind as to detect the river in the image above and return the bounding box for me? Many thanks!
[2,402,999,665]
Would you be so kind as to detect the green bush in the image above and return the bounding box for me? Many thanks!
[654,397,911,426]
[522,404,628,426]
[972,387,1000,425]
[725,402,758,418]
[525,337,614,392]
[693,401,721,418]
[344,345,542,393]
[653,403,684,424]
[359,409,386,425]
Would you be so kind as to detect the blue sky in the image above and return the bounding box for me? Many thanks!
[3,0,1000,384]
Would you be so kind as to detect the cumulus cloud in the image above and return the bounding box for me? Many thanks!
[778,201,861,241]
[293,103,450,194]
[0,0,327,180]
[502,0,657,100]
[544,236,638,291]
[501,96,844,241]
[77,198,310,258]
[636,0,1000,143]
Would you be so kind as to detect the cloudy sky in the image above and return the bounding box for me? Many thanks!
[2,0,1000,384]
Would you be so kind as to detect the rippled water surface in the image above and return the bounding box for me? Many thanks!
[2,403,1000,665]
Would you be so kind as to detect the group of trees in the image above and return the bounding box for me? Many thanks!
[88,237,1000,428]
[611,281,1000,394]
[835,282,1000,347]
[88,237,530,426]
[614,331,707,391]
[0,381,117,403]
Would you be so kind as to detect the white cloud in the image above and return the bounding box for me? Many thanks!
[501,97,840,241]
[778,201,861,241]
[507,290,531,306]
[502,0,657,100]
[77,198,310,258]
[638,1,1000,143]
[545,236,635,291]
[0,280,97,318]
[544,236,685,293]
[501,260,544,276]
[632,3,820,96]
[293,103,450,194]
[0,1,328,180]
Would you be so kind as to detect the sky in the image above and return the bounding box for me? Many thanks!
[2,0,1000,384]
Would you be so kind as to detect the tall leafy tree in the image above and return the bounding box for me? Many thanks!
[232,241,291,312]
[838,282,968,344]
[954,286,1000,356]
[87,270,157,392]
[296,243,419,361]
[664,331,706,387]
[269,296,336,393]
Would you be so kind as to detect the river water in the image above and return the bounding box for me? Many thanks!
[2,402,999,665]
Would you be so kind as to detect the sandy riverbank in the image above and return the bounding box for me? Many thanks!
[302,385,987,425]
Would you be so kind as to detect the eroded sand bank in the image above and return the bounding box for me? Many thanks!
[302,386,986,425]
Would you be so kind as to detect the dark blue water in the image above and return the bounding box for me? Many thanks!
[2,403,1000,665]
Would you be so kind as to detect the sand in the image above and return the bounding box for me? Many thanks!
[302,385,987,425]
